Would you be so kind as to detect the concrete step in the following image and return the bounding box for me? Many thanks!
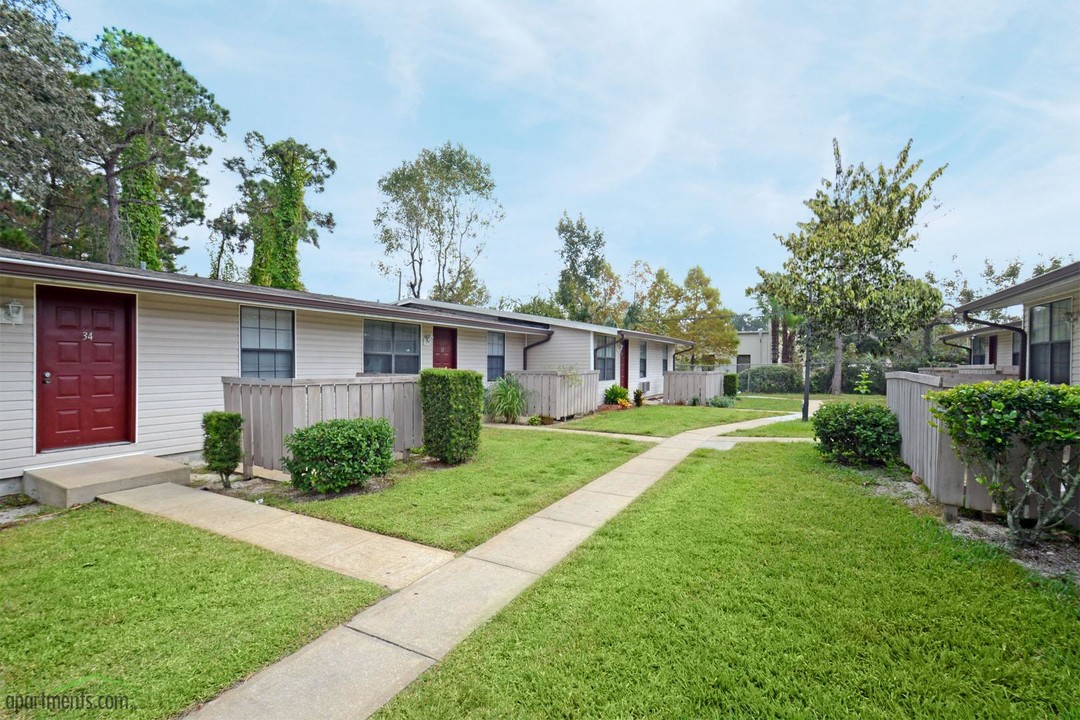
[23,455,190,508]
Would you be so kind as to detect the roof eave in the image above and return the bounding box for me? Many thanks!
[0,255,545,336]
[954,262,1080,314]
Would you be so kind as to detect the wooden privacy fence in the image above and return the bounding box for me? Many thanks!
[222,375,423,477]
[663,371,725,405]
[509,370,599,420]
[885,371,1079,529]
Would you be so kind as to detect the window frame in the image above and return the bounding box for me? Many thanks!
[487,332,506,381]
[971,336,987,365]
[239,306,295,379]
[363,320,421,375]
[594,336,616,382]
[639,341,647,378]
[1028,298,1072,384]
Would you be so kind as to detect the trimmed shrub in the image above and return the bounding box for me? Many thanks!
[485,374,529,424]
[707,395,734,408]
[723,373,738,397]
[283,418,395,493]
[604,385,630,405]
[741,364,803,393]
[633,388,645,407]
[527,415,542,426]
[929,380,1080,544]
[420,369,484,464]
[202,411,243,489]
[811,402,900,466]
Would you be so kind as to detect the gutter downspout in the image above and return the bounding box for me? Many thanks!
[522,331,555,371]
[962,312,1027,380]
[672,345,695,371]
[941,339,972,365]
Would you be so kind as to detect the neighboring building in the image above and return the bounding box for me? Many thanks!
[396,299,692,403]
[0,249,546,482]
[939,324,1023,370]
[735,330,774,372]
[953,261,1079,385]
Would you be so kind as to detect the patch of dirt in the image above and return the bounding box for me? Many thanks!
[196,456,443,505]
[860,468,1080,586]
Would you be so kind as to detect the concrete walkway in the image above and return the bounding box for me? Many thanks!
[182,405,818,720]
[100,484,454,590]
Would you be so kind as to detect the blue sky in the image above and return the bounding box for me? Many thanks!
[66,1,1080,312]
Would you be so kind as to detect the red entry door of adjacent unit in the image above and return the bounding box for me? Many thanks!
[37,287,134,451]
[619,339,630,388]
[988,335,998,366]
[432,327,457,369]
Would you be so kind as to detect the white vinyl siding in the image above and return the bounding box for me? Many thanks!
[1025,290,1078,385]
[0,278,239,479]
[524,326,594,371]
[443,328,528,382]
[0,280,388,480]
[294,311,363,377]
[631,341,672,397]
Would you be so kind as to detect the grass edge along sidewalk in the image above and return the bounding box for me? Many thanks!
[0,504,384,720]
[375,443,1080,719]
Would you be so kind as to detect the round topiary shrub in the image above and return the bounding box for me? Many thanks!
[811,402,900,466]
[283,417,395,493]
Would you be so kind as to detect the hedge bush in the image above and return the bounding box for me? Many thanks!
[283,418,395,493]
[723,373,738,397]
[707,395,734,408]
[740,364,803,393]
[202,411,243,489]
[811,402,900,466]
[420,369,484,464]
[604,385,630,405]
[929,380,1080,544]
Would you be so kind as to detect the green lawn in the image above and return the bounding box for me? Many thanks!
[724,418,816,438]
[265,428,646,551]
[558,405,784,437]
[733,395,806,411]
[767,392,888,406]
[377,444,1080,719]
[0,504,383,720]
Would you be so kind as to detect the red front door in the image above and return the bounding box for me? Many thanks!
[37,287,134,451]
[988,335,998,366]
[432,327,457,369]
[619,339,629,388]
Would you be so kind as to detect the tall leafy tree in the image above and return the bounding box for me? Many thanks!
[89,28,228,265]
[0,0,98,253]
[375,142,503,304]
[553,212,608,322]
[752,139,945,393]
[676,266,738,365]
[216,131,336,290]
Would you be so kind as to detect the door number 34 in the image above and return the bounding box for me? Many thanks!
[82,331,94,341]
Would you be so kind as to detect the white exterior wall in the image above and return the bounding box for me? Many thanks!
[525,326,594,371]
[628,340,672,397]
[456,328,527,382]
[0,278,435,480]
[1023,287,1080,385]
[591,331,621,404]
[737,331,772,365]
[295,310,363,377]
[0,277,240,480]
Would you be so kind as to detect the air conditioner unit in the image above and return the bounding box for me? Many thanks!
[638,381,651,393]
